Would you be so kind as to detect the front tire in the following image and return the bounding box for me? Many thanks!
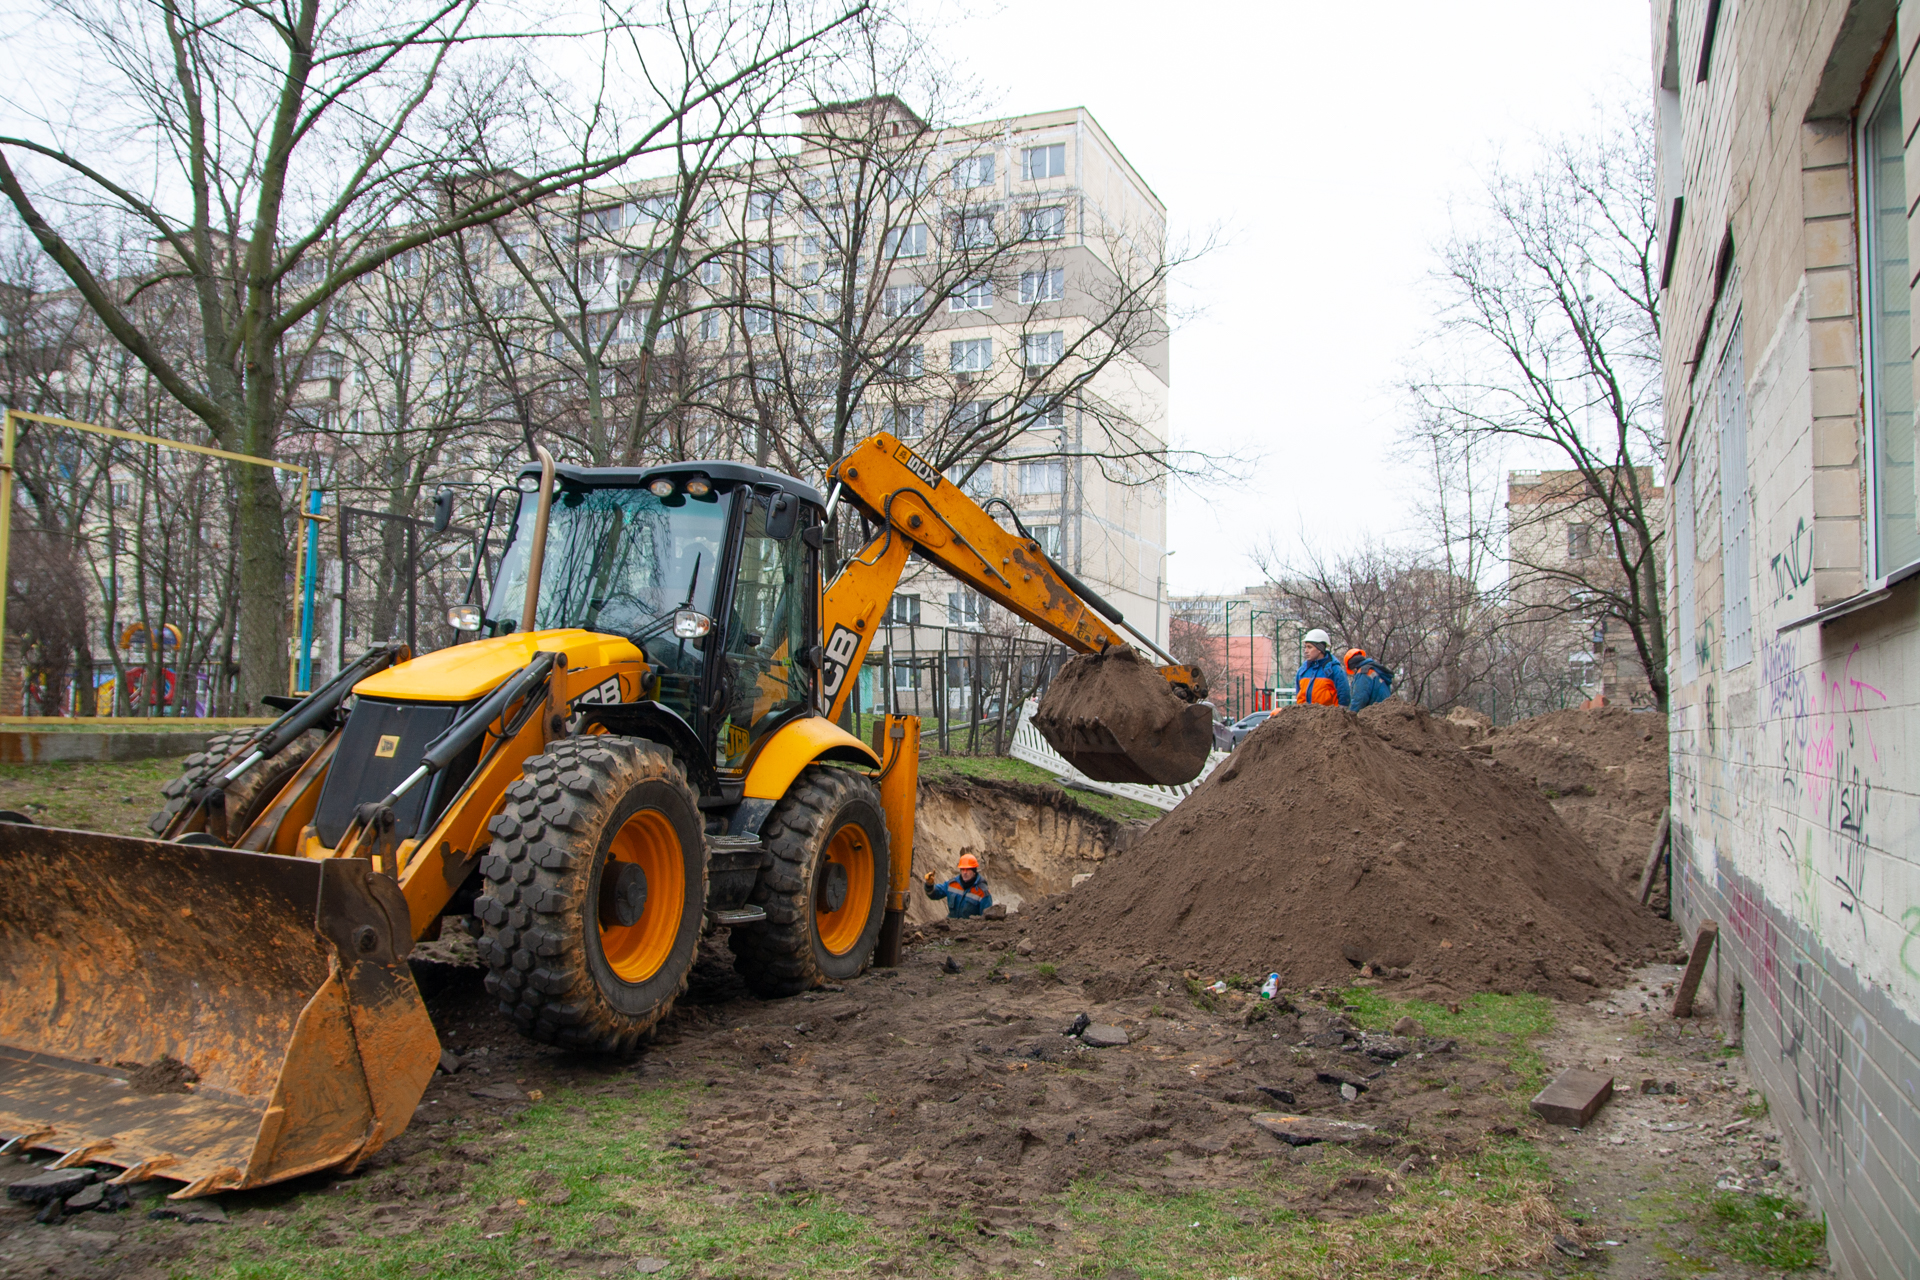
[474,737,706,1052]
[731,765,889,998]
[148,727,326,842]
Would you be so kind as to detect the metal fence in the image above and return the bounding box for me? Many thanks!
[848,622,1065,756]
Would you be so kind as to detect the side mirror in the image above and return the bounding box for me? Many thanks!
[765,491,797,540]
[431,489,456,533]
[672,610,712,639]
[447,604,481,632]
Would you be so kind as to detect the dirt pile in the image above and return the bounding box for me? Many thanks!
[1033,703,1673,1000]
[1031,647,1211,786]
[1482,706,1669,887]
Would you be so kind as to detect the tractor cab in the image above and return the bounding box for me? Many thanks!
[475,462,825,785]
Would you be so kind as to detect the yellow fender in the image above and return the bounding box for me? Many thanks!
[743,715,880,801]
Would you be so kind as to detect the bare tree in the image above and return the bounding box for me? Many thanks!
[1408,105,1667,708]
[0,0,865,705]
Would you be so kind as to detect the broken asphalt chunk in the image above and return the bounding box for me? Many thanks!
[7,1167,95,1205]
[1078,1024,1129,1048]
[1250,1112,1376,1146]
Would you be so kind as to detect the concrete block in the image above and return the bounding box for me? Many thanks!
[1804,165,1854,219]
[1815,565,1865,603]
[1813,468,1865,517]
[1531,1069,1615,1127]
[1813,515,1865,568]
[1802,121,1850,169]
[1805,217,1856,271]
[1809,316,1861,368]
[1811,365,1862,415]
[0,731,213,763]
[1673,921,1719,1017]
[1806,266,1857,319]
[1812,415,1863,466]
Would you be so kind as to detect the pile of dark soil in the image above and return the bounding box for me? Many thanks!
[1033,703,1674,1000]
[1481,707,1669,887]
[1031,647,1211,786]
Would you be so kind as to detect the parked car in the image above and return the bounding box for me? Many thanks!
[1228,710,1272,750]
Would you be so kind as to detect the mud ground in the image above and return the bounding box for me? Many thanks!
[1528,964,1832,1279]
[0,921,1557,1280]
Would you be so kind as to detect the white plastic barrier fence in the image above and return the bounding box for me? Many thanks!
[1008,704,1228,813]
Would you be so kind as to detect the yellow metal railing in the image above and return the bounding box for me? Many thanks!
[0,409,321,714]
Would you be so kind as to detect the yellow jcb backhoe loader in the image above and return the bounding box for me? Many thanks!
[0,432,1209,1198]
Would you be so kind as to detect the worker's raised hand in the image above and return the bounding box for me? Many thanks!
[923,871,937,886]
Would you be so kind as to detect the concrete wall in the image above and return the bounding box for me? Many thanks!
[1656,2,1920,1277]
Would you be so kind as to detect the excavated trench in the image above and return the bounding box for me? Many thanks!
[905,775,1149,922]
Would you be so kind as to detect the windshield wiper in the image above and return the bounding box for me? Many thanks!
[626,553,704,646]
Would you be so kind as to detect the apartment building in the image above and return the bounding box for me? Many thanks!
[1504,467,1666,707]
[1653,3,1920,1275]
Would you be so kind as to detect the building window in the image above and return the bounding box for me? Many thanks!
[1021,143,1065,180]
[949,279,994,312]
[1023,207,1066,240]
[1020,268,1065,303]
[699,312,721,342]
[1021,397,1065,433]
[947,461,992,499]
[954,214,994,250]
[1029,523,1061,557]
[887,593,921,625]
[1022,331,1064,369]
[950,337,992,373]
[883,224,928,259]
[700,258,726,287]
[746,191,779,221]
[953,154,994,189]
[1019,459,1064,494]
[1566,522,1592,560]
[700,200,722,228]
[886,344,924,378]
[946,590,983,628]
[885,405,924,438]
[1862,61,1917,574]
[638,194,677,222]
[742,308,774,335]
[892,661,922,690]
[745,245,783,278]
[881,284,925,317]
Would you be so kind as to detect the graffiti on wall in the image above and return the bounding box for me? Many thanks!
[1768,516,1814,606]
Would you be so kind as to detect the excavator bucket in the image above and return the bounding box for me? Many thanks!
[0,824,438,1197]
[1031,649,1215,786]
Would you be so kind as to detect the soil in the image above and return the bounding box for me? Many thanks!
[119,1057,198,1096]
[1031,647,1212,786]
[1036,702,1677,1001]
[0,928,1542,1279]
[909,775,1149,922]
[1481,706,1670,891]
[1530,963,1833,1276]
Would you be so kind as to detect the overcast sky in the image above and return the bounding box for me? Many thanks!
[921,0,1655,596]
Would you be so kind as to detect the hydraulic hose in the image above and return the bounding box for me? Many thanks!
[378,651,560,806]
[222,642,406,782]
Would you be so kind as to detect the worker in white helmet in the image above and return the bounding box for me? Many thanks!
[1293,628,1351,708]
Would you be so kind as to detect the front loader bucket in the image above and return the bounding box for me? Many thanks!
[0,825,438,1197]
[1033,699,1215,786]
[1031,648,1215,786]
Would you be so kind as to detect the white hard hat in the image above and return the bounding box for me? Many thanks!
[1303,628,1331,647]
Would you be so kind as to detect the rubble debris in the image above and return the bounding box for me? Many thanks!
[1250,1113,1378,1146]
[7,1167,95,1205]
[1078,1024,1129,1048]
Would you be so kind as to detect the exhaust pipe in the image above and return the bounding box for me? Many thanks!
[520,444,556,633]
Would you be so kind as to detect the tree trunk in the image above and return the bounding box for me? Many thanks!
[233,461,289,710]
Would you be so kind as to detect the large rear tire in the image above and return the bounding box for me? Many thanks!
[473,737,706,1052]
[147,727,327,841]
[731,765,889,998]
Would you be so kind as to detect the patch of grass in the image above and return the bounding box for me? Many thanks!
[0,757,181,836]
[1033,962,1058,979]
[182,1083,906,1279]
[1334,988,1556,1094]
[916,752,1163,823]
[1059,1139,1569,1280]
[1739,1092,1770,1120]
[1704,1191,1826,1270]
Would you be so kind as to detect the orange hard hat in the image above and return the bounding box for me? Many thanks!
[1343,648,1366,673]
[957,854,980,870]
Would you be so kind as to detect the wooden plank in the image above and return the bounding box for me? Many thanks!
[1638,807,1671,904]
[1671,920,1719,1018]
[1530,1068,1615,1128]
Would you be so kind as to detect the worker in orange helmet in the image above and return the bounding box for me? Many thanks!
[1343,647,1395,711]
[924,853,993,918]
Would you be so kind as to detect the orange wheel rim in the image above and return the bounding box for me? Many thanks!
[815,823,875,956]
[598,809,685,983]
